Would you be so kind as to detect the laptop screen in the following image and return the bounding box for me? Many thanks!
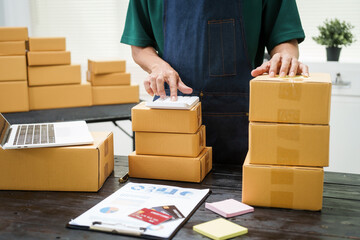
[0,113,11,147]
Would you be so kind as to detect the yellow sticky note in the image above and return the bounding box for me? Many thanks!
[193,218,248,240]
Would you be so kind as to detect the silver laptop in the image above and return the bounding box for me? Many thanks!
[0,113,94,149]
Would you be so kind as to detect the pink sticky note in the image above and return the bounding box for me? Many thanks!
[205,199,254,218]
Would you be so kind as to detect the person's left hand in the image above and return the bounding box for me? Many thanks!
[251,53,309,78]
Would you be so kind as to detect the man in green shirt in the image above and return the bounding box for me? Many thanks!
[121,0,308,164]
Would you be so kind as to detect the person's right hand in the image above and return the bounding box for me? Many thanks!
[144,62,193,101]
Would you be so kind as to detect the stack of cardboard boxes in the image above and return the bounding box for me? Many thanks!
[27,37,92,110]
[0,27,29,112]
[242,73,332,211]
[87,59,139,105]
[129,101,212,183]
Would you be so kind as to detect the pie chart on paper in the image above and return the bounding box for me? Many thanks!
[100,207,119,214]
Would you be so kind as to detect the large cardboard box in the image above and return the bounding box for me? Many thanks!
[249,73,332,124]
[28,65,81,86]
[88,59,126,74]
[27,51,71,66]
[29,83,92,110]
[0,56,27,81]
[87,71,131,86]
[0,27,28,41]
[132,102,202,133]
[249,122,329,167]
[28,37,66,51]
[135,125,206,157]
[0,132,114,192]
[242,155,324,211]
[129,147,212,183]
[0,41,26,56]
[92,85,139,105]
[0,81,29,113]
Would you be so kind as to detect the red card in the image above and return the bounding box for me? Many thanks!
[129,208,172,225]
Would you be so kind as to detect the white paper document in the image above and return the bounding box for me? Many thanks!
[68,182,210,239]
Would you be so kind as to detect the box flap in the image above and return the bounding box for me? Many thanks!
[252,73,331,84]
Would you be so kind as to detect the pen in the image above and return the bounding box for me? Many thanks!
[91,221,146,236]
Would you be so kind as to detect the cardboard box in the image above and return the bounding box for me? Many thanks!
[132,102,202,133]
[0,56,27,81]
[29,83,92,110]
[27,51,71,66]
[129,147,212,183]
[249,122,329,167]
[242,154,324,211]
[88,59,126,74]
[28,65,81,86]
[249,73,332,124]
[0,27,28,41]
[87,71,131,86]
[0,41,26,56]
[0,81,29,113]
[92,85,139,105]
[0,132,114,192]
[28,37,66,51]
[135,125,206,157]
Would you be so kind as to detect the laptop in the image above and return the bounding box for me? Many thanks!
[146,96,199,110]
[0,113,94,150]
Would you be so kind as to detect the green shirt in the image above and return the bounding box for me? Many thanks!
[121,0,305,68]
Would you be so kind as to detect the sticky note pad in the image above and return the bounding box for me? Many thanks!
[193,218,248,240]
[205,199,254,218]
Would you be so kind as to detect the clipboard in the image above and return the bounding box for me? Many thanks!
[67,182,211,239]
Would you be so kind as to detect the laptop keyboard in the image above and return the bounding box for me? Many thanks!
[13,124,55,145]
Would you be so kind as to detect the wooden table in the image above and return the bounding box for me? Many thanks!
[0,156,359,239]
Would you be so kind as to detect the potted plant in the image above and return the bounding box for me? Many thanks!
[312,18,356,61]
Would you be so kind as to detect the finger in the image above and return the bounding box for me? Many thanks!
[279,55,292,77]
[288,58,299,77]
[156,75,166,99]
[251,62,270,77]
[178,77,193,94]
[298,63,309,77]
[269,53,281,77]
[144,77,154,96]
[149,75,158,96]
[168,73,178,101]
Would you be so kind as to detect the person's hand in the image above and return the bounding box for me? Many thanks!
[251,53,309,78]
[144,62,193,100]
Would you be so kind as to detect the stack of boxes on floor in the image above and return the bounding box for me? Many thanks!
[87,59,139,105]
[129,101,212,183]
[0,27,29,112]
[27,37,92,110]
[242,73,332,211]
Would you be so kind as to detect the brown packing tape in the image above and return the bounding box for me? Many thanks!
[278,82,302,100]
[277,109,300,122]
[270,168,294,185]
[199,125,205,149]
[270,191,294,208]
[104,162,109,179]
[277,124,300,141]
[277,147,300,165]
[104,139,109,157]
[197,105,201,126]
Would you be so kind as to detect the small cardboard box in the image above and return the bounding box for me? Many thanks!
[0,41,26,56]
[87,71,131,86]
[0,27,28,41]
[135,125,206,157]
[129,147,212,183]
[28,37,66,51]
[0,132,114,192]
[28,65,81,86]
[0,81,29,113]
[29,83,92,110]
[0,56,27,81]
[92,85,139,105]
[27,51,71,66]
[88,59,126,74]
[132,102,202,133]
[242,154,324,211]
[249,73,332,124]
[249,122,329,167]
